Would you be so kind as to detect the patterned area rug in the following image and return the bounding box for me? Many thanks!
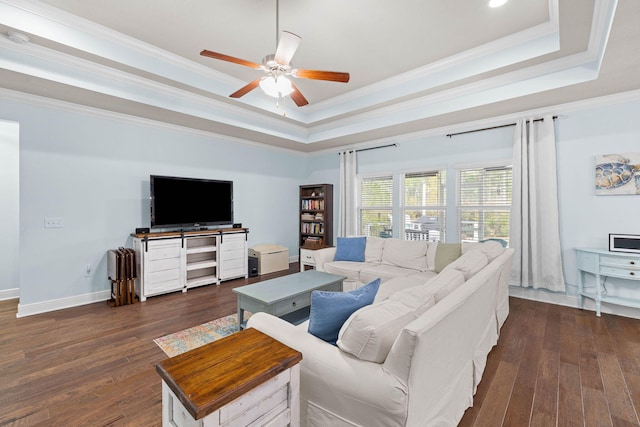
[154,313,245,357]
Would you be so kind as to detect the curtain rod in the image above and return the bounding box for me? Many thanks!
[446,116,558,138]
[339,143,398,154]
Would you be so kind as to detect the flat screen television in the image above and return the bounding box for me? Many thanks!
[150,175,233,229]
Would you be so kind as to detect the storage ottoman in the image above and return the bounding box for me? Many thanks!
[248,244,289,275]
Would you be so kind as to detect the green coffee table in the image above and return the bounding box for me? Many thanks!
[232,270,345,330]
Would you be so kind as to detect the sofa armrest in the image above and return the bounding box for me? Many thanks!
[312,247,336,271]
[247,312,409,426]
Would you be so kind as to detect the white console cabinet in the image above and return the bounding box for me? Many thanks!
[133,229,248,301]
[576,248,640,316]
[219,232,249,281]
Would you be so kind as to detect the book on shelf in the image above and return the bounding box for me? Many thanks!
[301,199,325,211]
[301,222,324,234]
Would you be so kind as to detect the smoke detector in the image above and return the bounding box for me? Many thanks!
[7,31,29,44]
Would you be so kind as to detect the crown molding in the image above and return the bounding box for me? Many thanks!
[0,87,308,156]
[310,88,640,157]
[0,0,619,146]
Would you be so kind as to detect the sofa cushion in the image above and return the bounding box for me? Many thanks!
[308,278,381,345]
[389,283,435,310]
[462,240,504,262]
[360,264,417,284]
[374,277,425,303]
[406,270,438,283]
[334,236,366,262]
[365,236,385,262]
[381,239,429,271]
[424,269,466,302]
[434,243,462,273]
[324,261,378,282]
[442,250,488,280]
[338,292,435,363]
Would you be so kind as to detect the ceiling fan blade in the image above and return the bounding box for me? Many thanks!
[229,79,262,98]
[274,31,301,65]
[292,69,350,83]
[200,50,261,69]
[289,83,309,107]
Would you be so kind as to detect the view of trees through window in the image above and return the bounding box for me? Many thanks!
[359,175,393,238]
[457,166,512,244]
[358,164,512,244]
[403,171,446,242]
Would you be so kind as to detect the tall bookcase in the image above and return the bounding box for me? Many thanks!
[299,184,333,248]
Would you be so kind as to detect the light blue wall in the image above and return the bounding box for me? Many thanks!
[557,100,640,294]
[3,93,640,311]
[0,121,19,293]
[0,98,307,307]
[309,97,640,299]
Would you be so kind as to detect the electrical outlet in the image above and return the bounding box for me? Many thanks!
[84,264,92,277]
[44,217,64,228]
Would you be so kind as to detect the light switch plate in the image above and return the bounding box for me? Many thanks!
[44,217,64,228]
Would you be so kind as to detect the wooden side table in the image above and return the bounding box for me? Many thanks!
[156,328,302,427]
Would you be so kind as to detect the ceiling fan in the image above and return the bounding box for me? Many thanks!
[200,8,349,107]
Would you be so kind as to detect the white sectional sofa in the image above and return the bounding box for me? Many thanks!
[247,238,514,426]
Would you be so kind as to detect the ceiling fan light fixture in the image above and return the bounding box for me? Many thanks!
[259,76,294,98]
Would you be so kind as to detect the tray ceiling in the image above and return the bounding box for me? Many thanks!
[0,0,637,152]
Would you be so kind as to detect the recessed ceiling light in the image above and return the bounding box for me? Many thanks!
[7,31,29,44]
[489,0,509,7]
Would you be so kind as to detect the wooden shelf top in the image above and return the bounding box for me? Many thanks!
[156,328,302,420]
[131,228,248,239]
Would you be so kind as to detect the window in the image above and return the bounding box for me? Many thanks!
[359,175,393,238]
[457,165,512,244]
[402,170,446,242]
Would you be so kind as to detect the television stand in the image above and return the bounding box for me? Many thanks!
[131,228,248,301]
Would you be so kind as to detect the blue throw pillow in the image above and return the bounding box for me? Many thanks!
[308,278,381,345]
[334,237,366,262]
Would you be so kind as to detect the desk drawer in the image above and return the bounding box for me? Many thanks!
[601,255,640,269]
[273,293,311,316]
[300,250,315,264]
[600,265,640,280]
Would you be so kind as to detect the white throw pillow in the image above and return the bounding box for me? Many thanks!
[338,293,435,363]
[462,240,504,262]
[381,239,428,271]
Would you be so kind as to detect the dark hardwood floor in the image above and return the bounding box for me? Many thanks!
[2,266,640,426]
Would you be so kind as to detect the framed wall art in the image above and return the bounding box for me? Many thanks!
[595,152,640,195]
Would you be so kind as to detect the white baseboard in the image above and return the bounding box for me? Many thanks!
[16,290,111,318]
[0,288,19,301]
[509,285,640,320]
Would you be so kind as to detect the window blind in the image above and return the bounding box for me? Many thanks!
[457,166,512,244]
[359,175,393,238]
[402,170,446,242]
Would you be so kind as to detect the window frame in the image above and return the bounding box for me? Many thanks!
[399,168,447,242]
[456,160,513,244]
[357,172,394,238]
